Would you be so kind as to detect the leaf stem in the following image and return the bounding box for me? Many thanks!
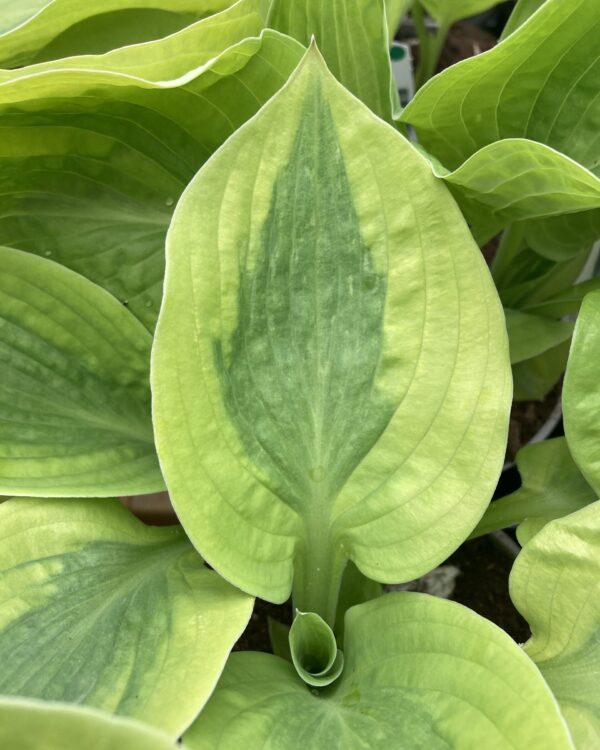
[413,4,450,89]
[292,524,346,627]
[491,223,526,287]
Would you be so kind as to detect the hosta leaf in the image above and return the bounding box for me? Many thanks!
[472,437,596,544]
[440,140,600,239]
[563,290,600,494]
[511,503,600,748]
[505,308,574,364]
[151,47,511,612]
[268,0,395,121]
[0,0,238,68]
[0,498,253,735]
[0,699,180,750]
[524,212,600,261]
[0,12,303,329]
[501,0,548,40]
[185,594,573,749]
[0,246,163,497]
[420,0,499,28]
[402,0,600,172]
[512,339,570,401]
[385,0,413,41]
[524,277,600,319]
[289,612,344,687]
[0,1,50,35]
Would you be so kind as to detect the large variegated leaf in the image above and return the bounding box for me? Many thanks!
[472,437,596,544]
[0,699,180,750]
[151,47,511,614]
[0,0,237,68]
[0,246,163,497]
[511,503,600,749]
[268,0,396,121]
[0,498,253,735]
[563,290,600,495]
[402,0,600,172]
[185,594,573,750]
[0,10,303,329]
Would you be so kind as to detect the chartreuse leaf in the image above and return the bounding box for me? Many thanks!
[501,0,548,39]
[185,594,573,749]
[402,0,600,172]
[0,246,163,497]
[513,339,571,401]
[0,699,180,750]
[511,503,600,749]
[471,438,596,545]
[0,0,236,68]
[563,290,600,495]
[420,0,499,27]
[385,0,413,41]
[152,47,511,618]
[439,140,600,242]
[0,11,303,330]
[505,308,574,364]
[0,1,50,34]
[0,498,253,736]
[289,612,344,687]
[268,0,395,121]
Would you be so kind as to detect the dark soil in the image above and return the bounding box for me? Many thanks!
[445,536,530,643]
[507,381,562,462]
[437,21,497,73]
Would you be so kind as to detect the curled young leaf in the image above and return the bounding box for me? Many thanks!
[0,246,162,497]
[0,698,181,750]
[289,612,343,688]
[152,46,511,615]
[0,498,253,736]
[511,503,600,749]
[185,594,573,749]
[563,290,600,496]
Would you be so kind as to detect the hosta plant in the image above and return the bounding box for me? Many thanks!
[0,1,599,749]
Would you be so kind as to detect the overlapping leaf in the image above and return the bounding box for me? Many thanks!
[403,0,600,257]
[439,140,600,250]
[0,246,163,496]
[472,437,596,544]
[402,0,600,171]
[268,0,396,121]
[420,0,499,28]
[511,503,600,749]
[505,308,573,364]
[0,699,181,750]
[151,48,511,611]
[0,498,253,735]
[185,594,573,749]
[0,0,237,68]
[0,3,303,328]
[563,290,600,495]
